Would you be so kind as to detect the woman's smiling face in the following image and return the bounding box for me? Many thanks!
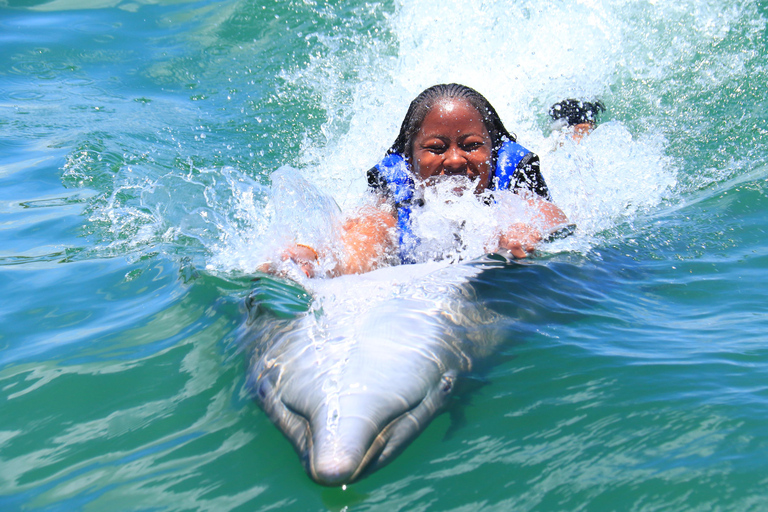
[409,99,493,194]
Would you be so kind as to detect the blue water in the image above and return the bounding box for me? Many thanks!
[1,0,767,510]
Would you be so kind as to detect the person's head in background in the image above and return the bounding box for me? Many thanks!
[549,99,605,142]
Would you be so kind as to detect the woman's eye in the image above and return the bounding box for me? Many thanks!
[462,142,483,151]
[426,145,446,153]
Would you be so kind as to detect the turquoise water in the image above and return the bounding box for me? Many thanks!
[1,0,767,510]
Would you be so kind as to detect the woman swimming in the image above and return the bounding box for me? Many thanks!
[272,83,569,277]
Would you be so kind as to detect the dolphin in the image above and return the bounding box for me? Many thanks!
[242,256,510,486]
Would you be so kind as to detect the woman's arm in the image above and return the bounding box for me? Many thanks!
[334,205,397,275]
[497,198,569,259]
[268,203,397,278]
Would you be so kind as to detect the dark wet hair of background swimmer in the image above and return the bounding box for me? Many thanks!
[549,99,605,126]
[387,83,516,163]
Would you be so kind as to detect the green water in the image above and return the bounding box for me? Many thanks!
[1,0,768,510]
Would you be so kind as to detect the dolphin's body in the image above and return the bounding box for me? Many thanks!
[244,257,509,486]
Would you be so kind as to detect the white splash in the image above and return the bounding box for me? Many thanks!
[80,0,766,273]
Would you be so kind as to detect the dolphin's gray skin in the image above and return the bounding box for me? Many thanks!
[244,257,509,486]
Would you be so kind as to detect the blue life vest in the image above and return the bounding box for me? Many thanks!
[368,140,545,263]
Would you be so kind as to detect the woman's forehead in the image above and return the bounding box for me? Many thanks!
[419,99,488,134]
[429,98,477,115]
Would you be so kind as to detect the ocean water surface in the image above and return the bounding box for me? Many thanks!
[1,0,767,510]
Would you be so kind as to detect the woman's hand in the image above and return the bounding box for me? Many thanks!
[257,243,320,278]
[498,222,542,258]
[284,244,320,278]
[496,197,570,259]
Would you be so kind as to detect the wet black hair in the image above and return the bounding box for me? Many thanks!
[548,99,605,126]
[387,83,515,163]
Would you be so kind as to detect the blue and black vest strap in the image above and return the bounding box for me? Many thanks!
[367,153,419,264]
[492,140,551,201]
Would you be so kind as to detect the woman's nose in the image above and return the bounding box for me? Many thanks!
[442,146,467,174]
